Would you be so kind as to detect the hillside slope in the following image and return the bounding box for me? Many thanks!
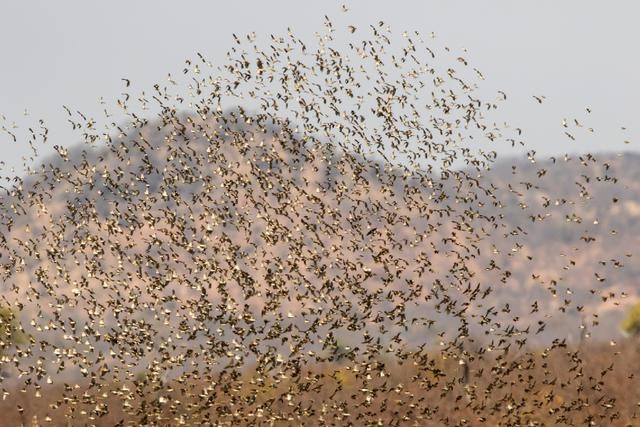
[0,109,637,425]
[1,112,637,354]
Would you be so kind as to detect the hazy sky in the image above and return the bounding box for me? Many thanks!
[1,1,638,174]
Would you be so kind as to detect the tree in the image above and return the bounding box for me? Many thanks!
[620,302,640,336]
[0,305,29,359]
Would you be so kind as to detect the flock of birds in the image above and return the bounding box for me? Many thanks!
[0,12,637,426]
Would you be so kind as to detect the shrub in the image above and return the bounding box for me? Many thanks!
[0,305,29,356]
[620,302,640,336]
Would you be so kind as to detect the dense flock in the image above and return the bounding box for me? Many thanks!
[0,15,637,426]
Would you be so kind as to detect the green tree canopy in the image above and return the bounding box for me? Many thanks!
[620,302,640,336]
[0,305,29,357]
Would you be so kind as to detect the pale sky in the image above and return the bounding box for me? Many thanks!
[1,1,638,174]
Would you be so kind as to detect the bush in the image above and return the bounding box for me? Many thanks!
[620,302,640,336]
[0,305,29,355]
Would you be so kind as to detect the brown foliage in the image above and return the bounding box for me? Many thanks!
[2,339,638,426]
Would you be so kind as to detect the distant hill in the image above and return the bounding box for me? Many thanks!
[0,111,637,386]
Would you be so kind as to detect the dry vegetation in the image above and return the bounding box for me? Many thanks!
[2,339,639,426]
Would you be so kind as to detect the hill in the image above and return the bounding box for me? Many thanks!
[1,111,638,354]
[0,110,637,425]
